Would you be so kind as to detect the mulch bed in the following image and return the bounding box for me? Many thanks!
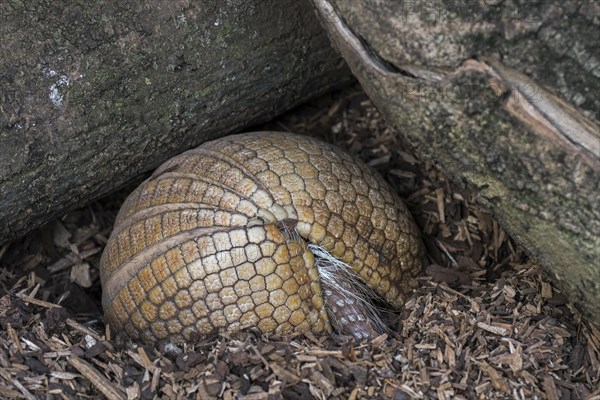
[1,86,598,399]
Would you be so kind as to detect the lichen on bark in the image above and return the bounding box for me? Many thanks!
[0,0,353,243]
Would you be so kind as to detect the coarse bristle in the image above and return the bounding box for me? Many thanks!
[309,244,390,340]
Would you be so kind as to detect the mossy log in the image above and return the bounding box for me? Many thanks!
[0,0,353,244]
[312,0,599,323]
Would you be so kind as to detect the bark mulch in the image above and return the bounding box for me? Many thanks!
[1,86,598,399]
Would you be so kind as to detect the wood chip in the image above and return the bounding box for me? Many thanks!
[476,321,510,336]
[68,356,126,400]
[0,86,597,400]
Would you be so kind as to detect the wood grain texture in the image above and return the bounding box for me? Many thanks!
[0,0,352,245]
[313,0,600,324]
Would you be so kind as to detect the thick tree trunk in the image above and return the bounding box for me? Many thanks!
[312,0,600,323]
[0,0,353,244]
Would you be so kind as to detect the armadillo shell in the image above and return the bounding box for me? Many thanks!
[100,132,424,343]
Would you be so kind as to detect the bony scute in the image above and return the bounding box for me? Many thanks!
[100,131,425,343]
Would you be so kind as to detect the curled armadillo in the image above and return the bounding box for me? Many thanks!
[100,132,424,343]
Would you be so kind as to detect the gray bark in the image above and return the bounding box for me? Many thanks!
[0,0,353,244]
[312,0,600,323]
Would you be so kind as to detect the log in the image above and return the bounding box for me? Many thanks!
[312,0,600,323]
[0,0,353,244]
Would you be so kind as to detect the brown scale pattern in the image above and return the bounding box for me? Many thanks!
[100,132,424,343]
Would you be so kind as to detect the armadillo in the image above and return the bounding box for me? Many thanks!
[100,132,425,343]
